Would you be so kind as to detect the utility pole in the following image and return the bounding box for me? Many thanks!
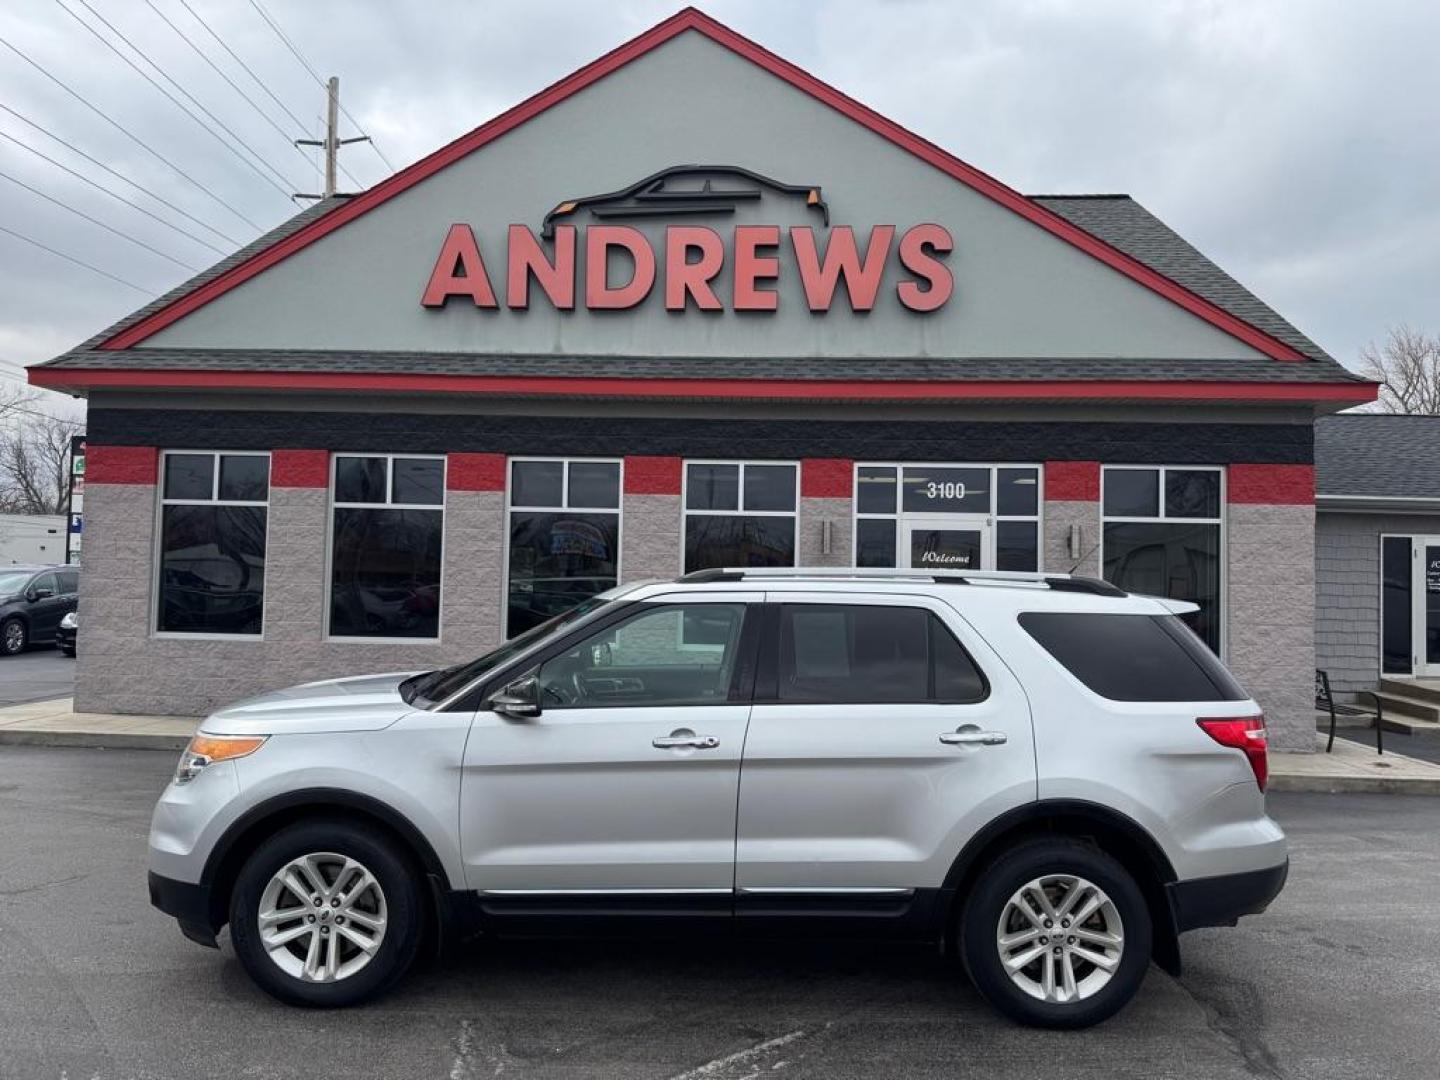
[294,76,367,200]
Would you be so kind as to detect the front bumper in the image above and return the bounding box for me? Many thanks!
[148,871,220,948]
[1166,859,1289,932]
[55,626,75,652]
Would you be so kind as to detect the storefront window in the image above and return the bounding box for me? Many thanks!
[1101,466,1223,653]
[683,461,797,573]
[853,464,1041,571]
[329,455,444,639]
[1381,535,1413,674]
[507,458,620,637]
[157,451,269,635]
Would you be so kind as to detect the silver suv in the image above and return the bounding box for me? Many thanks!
[148,568,1286,1028]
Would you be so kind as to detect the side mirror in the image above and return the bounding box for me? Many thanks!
[29,587,53,601]
[490,675,541,719]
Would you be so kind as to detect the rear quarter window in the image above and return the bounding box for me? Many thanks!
[1018,611,1246,702]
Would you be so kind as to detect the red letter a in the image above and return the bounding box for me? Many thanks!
[421,224,498,307]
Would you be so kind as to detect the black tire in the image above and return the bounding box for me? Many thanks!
[959,837,1152,1029]
[1,618,26,656]
[229,819,425,1007]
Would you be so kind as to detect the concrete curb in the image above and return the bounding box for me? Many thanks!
[0,729,188,752]
[1269,773,1440,796]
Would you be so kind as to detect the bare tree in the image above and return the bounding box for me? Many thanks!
[1360,325,1440,414]
[0,405,83,515]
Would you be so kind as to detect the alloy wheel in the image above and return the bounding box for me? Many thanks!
[995,873,1124,1004]
[3,621,23,654]
[257,852,388,983]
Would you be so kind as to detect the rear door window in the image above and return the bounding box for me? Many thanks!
[776,604,987,704]
[1019,611,1245,702]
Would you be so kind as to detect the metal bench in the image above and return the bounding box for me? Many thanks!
[1316,668,1383,755]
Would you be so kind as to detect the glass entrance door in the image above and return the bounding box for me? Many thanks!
[1416,539,1440,677]
[901,516,991,571]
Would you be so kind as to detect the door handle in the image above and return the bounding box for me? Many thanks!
[652,734,720,750]
[939,727,1007,746]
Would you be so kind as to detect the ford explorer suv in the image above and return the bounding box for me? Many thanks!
[148,568,1286,1028]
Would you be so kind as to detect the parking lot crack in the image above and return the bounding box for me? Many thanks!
[1175,977,1285,1079]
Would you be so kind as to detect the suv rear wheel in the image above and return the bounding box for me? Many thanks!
[229,820,424,1007]
[959,837,1151,1028]
[1,617,26,656]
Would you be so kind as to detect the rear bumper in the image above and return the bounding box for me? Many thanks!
[148,871,220,948]
[1166,859,1289,932]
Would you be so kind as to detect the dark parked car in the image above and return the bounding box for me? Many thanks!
[56,610,77,657]
[0,566,79,656]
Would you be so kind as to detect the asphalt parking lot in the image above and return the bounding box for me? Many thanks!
[1,746,1437,1080]
[0,647,75,706]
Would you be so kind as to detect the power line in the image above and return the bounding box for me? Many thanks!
[0,127,228,257]
[0,222,153,295]
[0,102,241,247]
[56,0,299,201]
[0,165,201,272]
[173,0,364,190]
[144,0,359,191]
[0,34,264,232]
[247,0,396,173]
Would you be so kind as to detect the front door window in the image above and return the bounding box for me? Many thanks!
[1421,542,1440,676]
[902,518,989,571]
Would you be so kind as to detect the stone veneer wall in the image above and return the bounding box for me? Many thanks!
[1042,461,1101,577]
[1222,466,1316,752]
[76,448,508,717]
[619,456,683,583]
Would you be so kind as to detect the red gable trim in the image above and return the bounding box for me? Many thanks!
[97,8,1306,362]
[271,449,329,488]
[624,456,682,495]
[1044,461,1100,501]
[1228,464,1314,505]
[88,444,157,485]
[27,366,1378,404]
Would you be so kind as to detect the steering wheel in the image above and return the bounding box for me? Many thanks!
[540,678,572,706]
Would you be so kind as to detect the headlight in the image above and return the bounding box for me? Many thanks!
[174,734,268,785]
[60,611,77,630]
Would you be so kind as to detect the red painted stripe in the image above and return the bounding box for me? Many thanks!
[270,449,329,488]
[94,8,1307,363]
[1045,461,1100,501]
[802,458,854,498]
[25,367,1380,404]
[448,452,506,491]
[624,456,682,495]
[87,444,156,485]
[1228,463,1314,505]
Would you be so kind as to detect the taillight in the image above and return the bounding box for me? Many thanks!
[1197,715,1268,792]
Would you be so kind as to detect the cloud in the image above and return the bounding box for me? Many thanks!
[0,0,1434,372]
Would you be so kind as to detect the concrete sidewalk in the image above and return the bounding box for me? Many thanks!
[2,698,1439,794]
[0,698,196,751]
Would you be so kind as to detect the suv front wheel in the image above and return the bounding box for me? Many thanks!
[229,820,425,1007]
[960,837,1152,1028]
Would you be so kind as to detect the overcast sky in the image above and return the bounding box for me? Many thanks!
[2,0,1436,410]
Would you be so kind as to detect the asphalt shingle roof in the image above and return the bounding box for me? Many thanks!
[1316,414,1440,498]
[36,194,1364,389]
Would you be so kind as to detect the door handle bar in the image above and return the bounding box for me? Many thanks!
[939,730,1007,746]
[652,735,720,750]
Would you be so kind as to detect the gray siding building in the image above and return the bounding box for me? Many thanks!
[29,9,1374,748]
[1316,415,1440,713]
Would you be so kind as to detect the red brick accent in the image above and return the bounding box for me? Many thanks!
[447,453,507,491]
[801,458,854,498]
[1045,461,1100,501]
[624,456,682,495]
[270,449,329,488]
[1228,464,1314,505]
[87,445,157,485]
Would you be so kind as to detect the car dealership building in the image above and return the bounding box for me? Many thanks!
[30,9,1374,746]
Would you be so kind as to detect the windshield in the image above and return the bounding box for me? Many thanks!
[0,572,33,596]
[405,594,614,706]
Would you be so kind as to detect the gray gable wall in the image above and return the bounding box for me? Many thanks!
[141,31,1272,362]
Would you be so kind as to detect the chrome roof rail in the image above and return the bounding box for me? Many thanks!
[676,567,1127,598]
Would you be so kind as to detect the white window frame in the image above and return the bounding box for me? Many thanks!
[152,449,272,641]
[1099,464,1227,658]
[851,462,1045,571]
[680,459,800,573]
[325,452,447,643]
[503,456,624,640]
